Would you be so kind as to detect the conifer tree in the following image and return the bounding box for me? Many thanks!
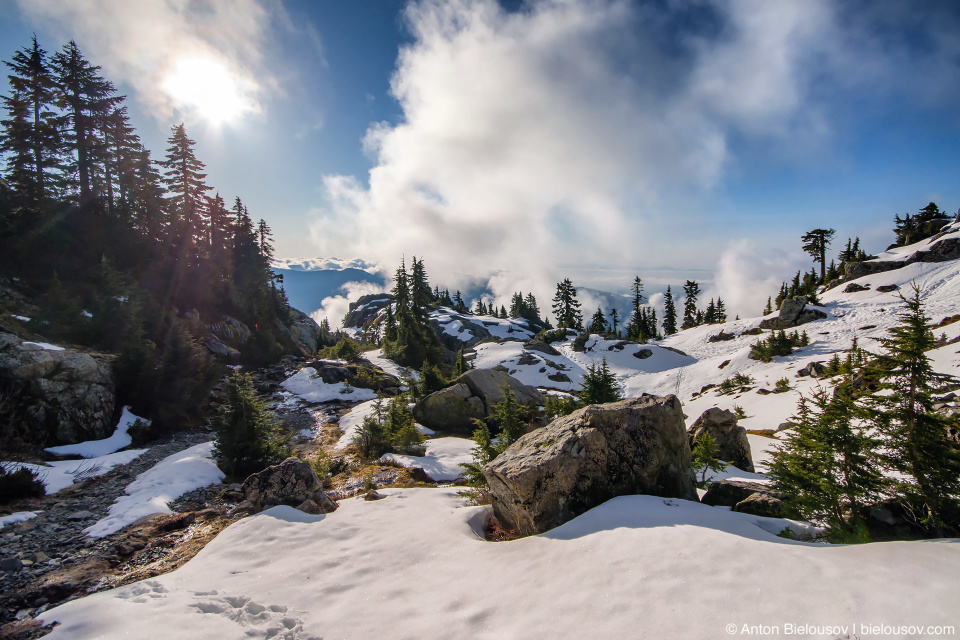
[681,280,700,329]
[523,293,540,322]
[552,278,582,330]
[588,307,607,334]
[704,299,716,324]
[1,35,65,206]
[801,228,836,281]
[769,383,882,538]
[692,432,725,488]
[160,124,211,251]
[453,290,466,313]
[499,304,507,319]
[715,298,727,323]
[580,358,622,405]
[662,285,678,335]
[52,40,124,203]
[213,371,287,477]
[610,308,619,335]
[763,296,773,316]
[869,286,960,534]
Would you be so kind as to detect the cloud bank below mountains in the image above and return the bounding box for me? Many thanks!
[308,0,959,319]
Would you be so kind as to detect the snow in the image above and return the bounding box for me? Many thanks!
[0,511,38,529]
[2,449,147,495]
[335,399,433,449]
[871,223,960,262]
[364,348,420,381]
[281,367,377,403]
[380,437,474,481]
[80,310,93,318]
[9,314,30,322]
[85,442,224,538]
[21,341,64,351]
[40,488,960,639]
[45,407,145,458]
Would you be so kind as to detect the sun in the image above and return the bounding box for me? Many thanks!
[161,56,255,125]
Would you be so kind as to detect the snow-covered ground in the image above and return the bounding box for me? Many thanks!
[3,449,147,495]
[363,347,420,381]
[335,399,435,450]
[281,367,377,403]
[40,487,959,639]
[380,437,474,481]
[21,341,64,351]
[0,511,38,529]
[85,442,224,538]
[45,407,145,459]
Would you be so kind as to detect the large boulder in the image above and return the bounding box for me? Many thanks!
[343,294,392,329]
[700,479,784,510]
[759,296,827,330]
[273,307,323,356]
[413,368,544,434]
[241,457,337,514]
[483,395,698,536]
[0,331,115,447]
[687,408,755,473]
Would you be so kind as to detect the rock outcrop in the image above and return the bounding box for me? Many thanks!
[413,369,544,434]
[306,359,401,395]
[700,479,784,519]
[343,294,392,329]
[687,408,755,473]
[0,331,115,447]
[241,457,337,514]
[483,395,697,536]
[758,296,827,330]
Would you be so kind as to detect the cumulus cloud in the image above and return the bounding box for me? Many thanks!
[310,281,390,330]
[16,0,277,123]
[710,239,808,321]
[309,0,906,316]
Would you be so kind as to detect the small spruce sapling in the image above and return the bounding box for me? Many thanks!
[692,432,725,488]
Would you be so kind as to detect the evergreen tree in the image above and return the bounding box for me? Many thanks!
[580,358,622,405]
[523,293,540,322]
[704,299,716,324]
[213,371,287,477]
[763,296,773,316]
[692,432,725,488]
[769,383,882,539]
[588,307,607,334]
[160,124,211,252]
[801,228,836,281]
[454,345,471,377]
[609,308,619,335]
[409,257,432,320]
[715,298,727,323]
[869,286,960,534]
[552,278,582,330]
[662,285,678,335]
[52,40,123,203]
[453,290,467,313]
[681,280,700,329]
[1,35,65,207]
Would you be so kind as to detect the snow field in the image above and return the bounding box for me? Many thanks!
[380,437,474,481]
[85,442,224,538]
[281,367,377,403]
[2,449,147,495]
[45,407,146,459]
[40,488,960,639]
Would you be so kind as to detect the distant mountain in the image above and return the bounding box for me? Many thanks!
[272,259,386,316]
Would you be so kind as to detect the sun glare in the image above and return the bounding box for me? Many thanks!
[161,56,254,125]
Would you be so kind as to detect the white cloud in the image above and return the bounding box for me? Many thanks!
[308,0,864,314]
[711,239,808,321]
[310,281,390,330]
[16,0,275,124]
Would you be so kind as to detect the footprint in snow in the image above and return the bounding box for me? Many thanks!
[188,592,320,640]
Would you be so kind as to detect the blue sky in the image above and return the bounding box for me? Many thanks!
[2,0,960,317]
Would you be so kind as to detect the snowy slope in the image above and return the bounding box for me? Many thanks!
[40,488,960,639]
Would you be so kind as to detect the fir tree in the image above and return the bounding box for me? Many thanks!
[610,308,619,335]
[213,371,287,477]
[769,383,882,538]
[552,278,582,330]
[692,432,725,488]
[580,358,622,405]
[453,290,467,313]
[681,280,700,329]
[801,228,836,281]
[869,286,960,534]
[715,298,727,323]
[763,296,773,316]
[160,124,211,252]
[662,285,678,335]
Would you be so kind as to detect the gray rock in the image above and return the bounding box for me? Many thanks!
[759,296,827,330]
[708,331,736,342]
[633,348,653,359]
[0,557,23,572]
[483,395,697,536]
[203,336,240,361]
[524,340,561,357]
[0,332,115,446]
[734,493,784,518]
[343,294,392,329]
[242,457,338,513]
[876,284,900,293]
[687,408,755,473]
[209,315,251,344]
[285,307,322,354]
[64,511,95,521]
[413,369,544,434]
[701,480,782,507]
[843,282,869,293]
[797,361,826,378]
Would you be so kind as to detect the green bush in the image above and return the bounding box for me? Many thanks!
[750,330,807,362]
[717,372,755,395]
[0,465,45,503]
[691,432,726,488]
[535,327,569,344]
[353,392,425,459]
[544,394,580,421]
[775,377,791,392]
[579,358,622,405]
[213,371,288,478]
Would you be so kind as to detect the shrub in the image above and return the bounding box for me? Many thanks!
[717,372,755,395]
[775,377,791,393]
[579,358,622,405]
[418,362,448,396]
[0,465,45,503]
[353,392,424,459]
[750,330,806,362]
[691,432,725,488]
[213,371,288,478]
[544,394,580,421]
[733,404,747,419]
[350,366,381,390]
[535,327,569,344]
